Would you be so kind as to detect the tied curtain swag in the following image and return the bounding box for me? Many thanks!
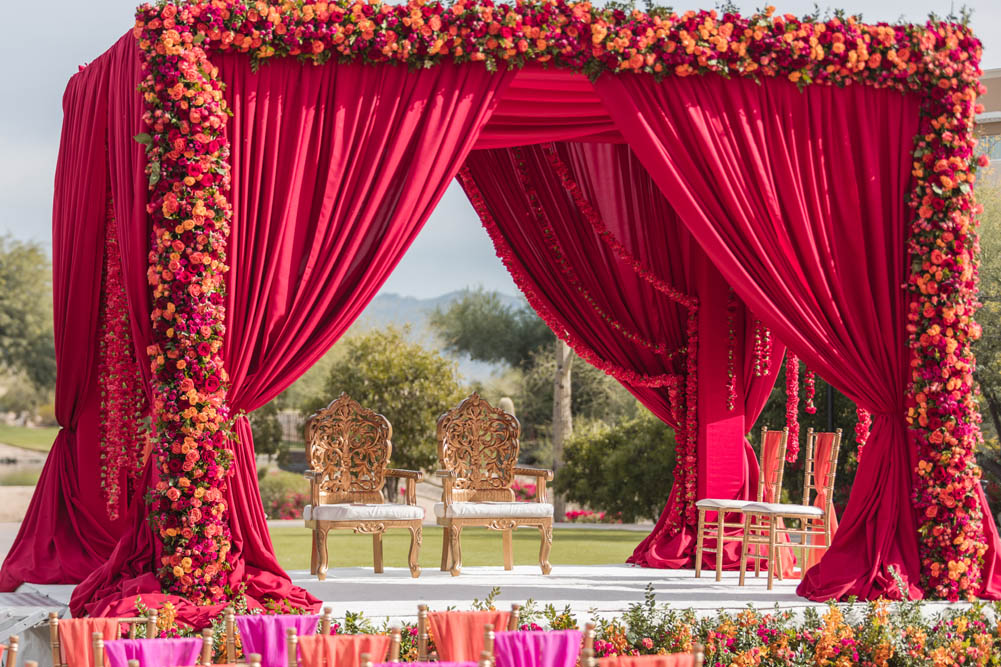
[460,142,789,572]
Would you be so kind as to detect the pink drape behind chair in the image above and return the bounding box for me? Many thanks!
[236,614,320,667]
[493,630,583,667]
[103,637,203,667]
[592,70,1001,600]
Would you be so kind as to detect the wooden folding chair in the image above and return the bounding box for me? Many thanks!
[416,604,520,661]
[286,627,402,667]
[580,642,705,667]
[739,428,844,589]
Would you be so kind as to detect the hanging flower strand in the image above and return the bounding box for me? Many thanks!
[725,289,738,411]
[803,367,817,414]
[753,319,771,377]
[785,352,800,462]
[856,407,872,459]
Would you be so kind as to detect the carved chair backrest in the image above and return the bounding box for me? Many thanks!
[757,426,789,504]
[305,393,392,505]
[437,394,520,503]
[801,428,843,513]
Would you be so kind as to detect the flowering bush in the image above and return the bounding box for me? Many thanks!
[131,0,988,600]
[266,491,308,520]
[512,480,537,502]
[563,509,623,524]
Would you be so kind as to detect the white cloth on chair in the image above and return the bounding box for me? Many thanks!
[434,501,554,519]
[304,503,424,522]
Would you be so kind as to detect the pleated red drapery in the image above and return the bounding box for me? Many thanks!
[590,71,1001,599]
[67,47,516,621]
[461,142,785,570]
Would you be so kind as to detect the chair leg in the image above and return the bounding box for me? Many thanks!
[767,521,777,590]
[373,531,384,574]
[754,518,763,578]
[694,509,705,578]
[408,524,422,578]
[440,526,452,571]
[738,514,752,587]
[317,527,330,581]
[503,529,514,571]
[715,512,725,582]
[538,522,553,575]
[449,524,464,576]
[310,529,318,576]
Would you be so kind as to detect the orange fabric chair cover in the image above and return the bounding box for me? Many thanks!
[759,430,784,503]
[598,654,694,667]
[59,618,122,667]
[805,432,840,571]
[297,634,392,667]
[427,611,511,662]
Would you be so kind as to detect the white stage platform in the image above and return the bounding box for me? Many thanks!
[291,564,817,624]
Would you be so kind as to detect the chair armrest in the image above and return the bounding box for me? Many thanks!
[386,469,423,505]
[304,470,319,479]
[435,470,455,505]
[513,467,554,481]
[303,470,320,506]
[386,469,424,481]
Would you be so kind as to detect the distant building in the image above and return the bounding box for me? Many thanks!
[978,68,1000,160]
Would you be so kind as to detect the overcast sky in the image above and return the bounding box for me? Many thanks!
[1,1,998,299]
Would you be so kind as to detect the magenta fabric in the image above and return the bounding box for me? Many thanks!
[377,664,475,667]
[493,630,583,667]
[236,614,320,667]
[103,637,203,667]
[589,71,1001,599]
[461,142,783,568]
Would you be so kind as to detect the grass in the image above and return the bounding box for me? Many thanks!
[269,524,640,571]
[0,469,42,486]
[0,424,59,452]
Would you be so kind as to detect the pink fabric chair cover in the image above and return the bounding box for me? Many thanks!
[297,634,392,667]
[598,656,694,667]
[376,663,475,667]
[236,614,320,667]
[59,618,122,667]
[102,637,202,667]
[493,630,582,667]
[427,611,511,663]
[804,432,841,571]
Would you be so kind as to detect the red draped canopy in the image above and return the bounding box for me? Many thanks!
[3,17,997,620]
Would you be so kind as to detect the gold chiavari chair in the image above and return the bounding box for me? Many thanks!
[222,606,335,663]
[415,604,520,661]
[50,612,159,667]
[694,427,788,581]
[4,635,18,667]
[739,428,843,589]
[286,626,402,667]
[92,629,214,667]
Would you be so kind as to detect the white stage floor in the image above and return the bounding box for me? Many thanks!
[290,564,819,624]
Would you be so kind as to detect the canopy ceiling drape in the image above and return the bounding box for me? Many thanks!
[4,26,998,616]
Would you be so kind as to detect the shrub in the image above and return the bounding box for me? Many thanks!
[555,412,675,523]
[258,470,307,519]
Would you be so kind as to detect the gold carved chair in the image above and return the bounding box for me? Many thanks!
[694,427,788,581]
[435,393,554,576]
[739,428,843,589]
[304,393,425,579]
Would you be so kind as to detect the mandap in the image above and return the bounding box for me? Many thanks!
[1,0,998,622]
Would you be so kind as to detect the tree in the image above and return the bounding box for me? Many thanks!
[307,326,465,499]
[248,400,284,461]
[555,411,677,523]
[0,235,55,398]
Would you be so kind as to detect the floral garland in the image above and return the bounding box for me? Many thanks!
[803,367,817,415]
[132,0,987,600]
[784,352,800,462]
[97,197,148,521]
[856,406,872,458]
[752,320,771,377]
[725,289,737,411]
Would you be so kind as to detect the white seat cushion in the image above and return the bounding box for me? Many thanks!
[304,503,424,522]
[742,502,824,517]
[434,501,554,519]
[695,498,753,510]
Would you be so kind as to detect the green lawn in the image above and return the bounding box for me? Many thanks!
[0,424,59,452]
[269,524,640,571]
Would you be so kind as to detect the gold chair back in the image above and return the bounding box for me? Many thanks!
[436,393,520,503]
[801,428,843,513]
[305,393,393,505]
[757,427,789,503]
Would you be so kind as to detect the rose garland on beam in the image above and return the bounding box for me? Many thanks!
[134,0,987,601]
